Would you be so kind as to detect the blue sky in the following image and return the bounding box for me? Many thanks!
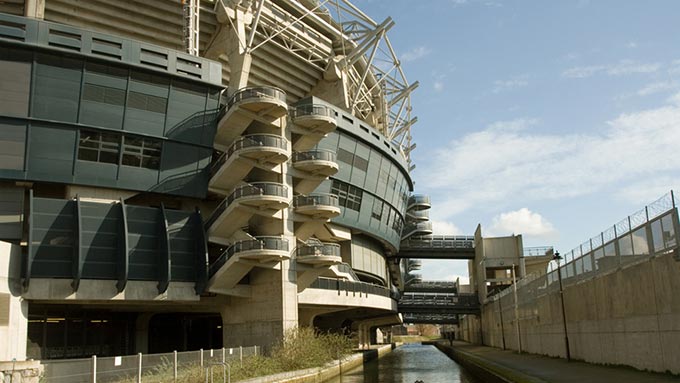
[353,0,680,282]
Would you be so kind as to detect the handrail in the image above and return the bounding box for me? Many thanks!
[293,193,339,208]
[203,182,288,229]
[291,104,334,119]
[209,236,289,277]
[296,242,341,257]
[523,246,554,257]
[210,134,289,176]
[226,86,286,109]
[400,235,475,250]
[407,195,431,210]
[291,149,337,163]
[309,277,390,298]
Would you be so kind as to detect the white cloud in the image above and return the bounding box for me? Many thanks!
[434,80,445,92]
[637,81,678,96]
[419,98,680,220]
[431,220,463,235]
[488,208,557,239]
[400,46,431,63]
[562,65,605,78]
[419,259,470,283]
[562,60,661,78]
[669,91,680,105]
[617,177,680,205]
[627,41,638,49]
[492,75,529,94]
[607,60,661,76]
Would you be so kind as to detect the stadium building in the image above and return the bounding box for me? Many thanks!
[0,0,427,360]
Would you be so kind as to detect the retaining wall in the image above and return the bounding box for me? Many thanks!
[462,250,680,374]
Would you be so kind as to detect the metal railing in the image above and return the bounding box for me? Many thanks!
[309,277,391,298]
[226,86,286,109]
[296,242,341,257]
[400,235,475,250]
[399,293,480,308]
[40,346,259,383]
[407,195,431,211]
[493,191,679,302]
[293,193,339,208]
[209,236,289,277]
[523,246,554,257]
[291,149,337,163]
[335,263,360,281]
[291,104,335,119]
[406,209,430,221]
[402,221,433,237]
[211,134,288,176]
[204,182,289,229]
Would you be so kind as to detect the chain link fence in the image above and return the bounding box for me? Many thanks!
[481,191,679,351]
[41,346,259,383]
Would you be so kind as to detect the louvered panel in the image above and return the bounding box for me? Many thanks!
[45,0,184,50]
[0,0,24,16]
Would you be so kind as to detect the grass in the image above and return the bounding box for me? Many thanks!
[111,327,354,382]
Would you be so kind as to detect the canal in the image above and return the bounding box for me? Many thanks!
[327,343,482,383]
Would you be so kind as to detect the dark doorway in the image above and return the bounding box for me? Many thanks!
[148,313,222,353]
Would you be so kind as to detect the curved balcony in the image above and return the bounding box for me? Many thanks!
[290,104,337,151]
[231,182,290,210]
[210,135,290,194]
[215,86,288,147]
[402,221,433,239]
[227,86,288,118]
[292,150,339,177]
[205,182,290,241]
[296,242,342,266]
[291,104,336,131]
[406,209,430,222]
[407,195,431,211]
[294,194,341,220]
[207,236,291,291]
[225,236,290,262]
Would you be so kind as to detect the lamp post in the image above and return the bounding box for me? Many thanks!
[554,251,571,361]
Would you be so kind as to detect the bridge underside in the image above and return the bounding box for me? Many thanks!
[401,313,460,325]
[391,248,475,259]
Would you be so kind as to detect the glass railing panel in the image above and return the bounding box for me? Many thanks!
[291,104,334,119]
[293,193,339,208]
[296,242,341,257]
[291,149,337,163]
[226,86,286,109]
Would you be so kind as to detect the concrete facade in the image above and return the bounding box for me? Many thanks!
[0,0,416,362]
[0,242,27,361]
[462,249,680,374]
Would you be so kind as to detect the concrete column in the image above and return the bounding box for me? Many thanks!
[24,0,45,19]
[134,313,154,354]
[0,241,28,361]
[221,263,298,352]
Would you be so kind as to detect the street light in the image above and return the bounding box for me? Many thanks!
[553,251,571,361]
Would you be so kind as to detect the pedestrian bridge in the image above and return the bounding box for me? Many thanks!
[395,235,476,259]
[398,291,481,324]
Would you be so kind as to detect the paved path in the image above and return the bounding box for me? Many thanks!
[438,341,679,383]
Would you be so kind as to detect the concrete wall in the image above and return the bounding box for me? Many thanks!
[0,241,28,361]
[462,250,680,374]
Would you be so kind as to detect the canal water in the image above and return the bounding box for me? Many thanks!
[327,343,482,383]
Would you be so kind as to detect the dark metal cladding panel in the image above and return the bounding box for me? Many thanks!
[31,197,76,278]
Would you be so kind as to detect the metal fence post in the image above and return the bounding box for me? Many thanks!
[239,346,242,368]
[200,348,204,368]
[173,351,177,382]
[222,347,225,364]
[91,355,97,383]
[137,352,142,383]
